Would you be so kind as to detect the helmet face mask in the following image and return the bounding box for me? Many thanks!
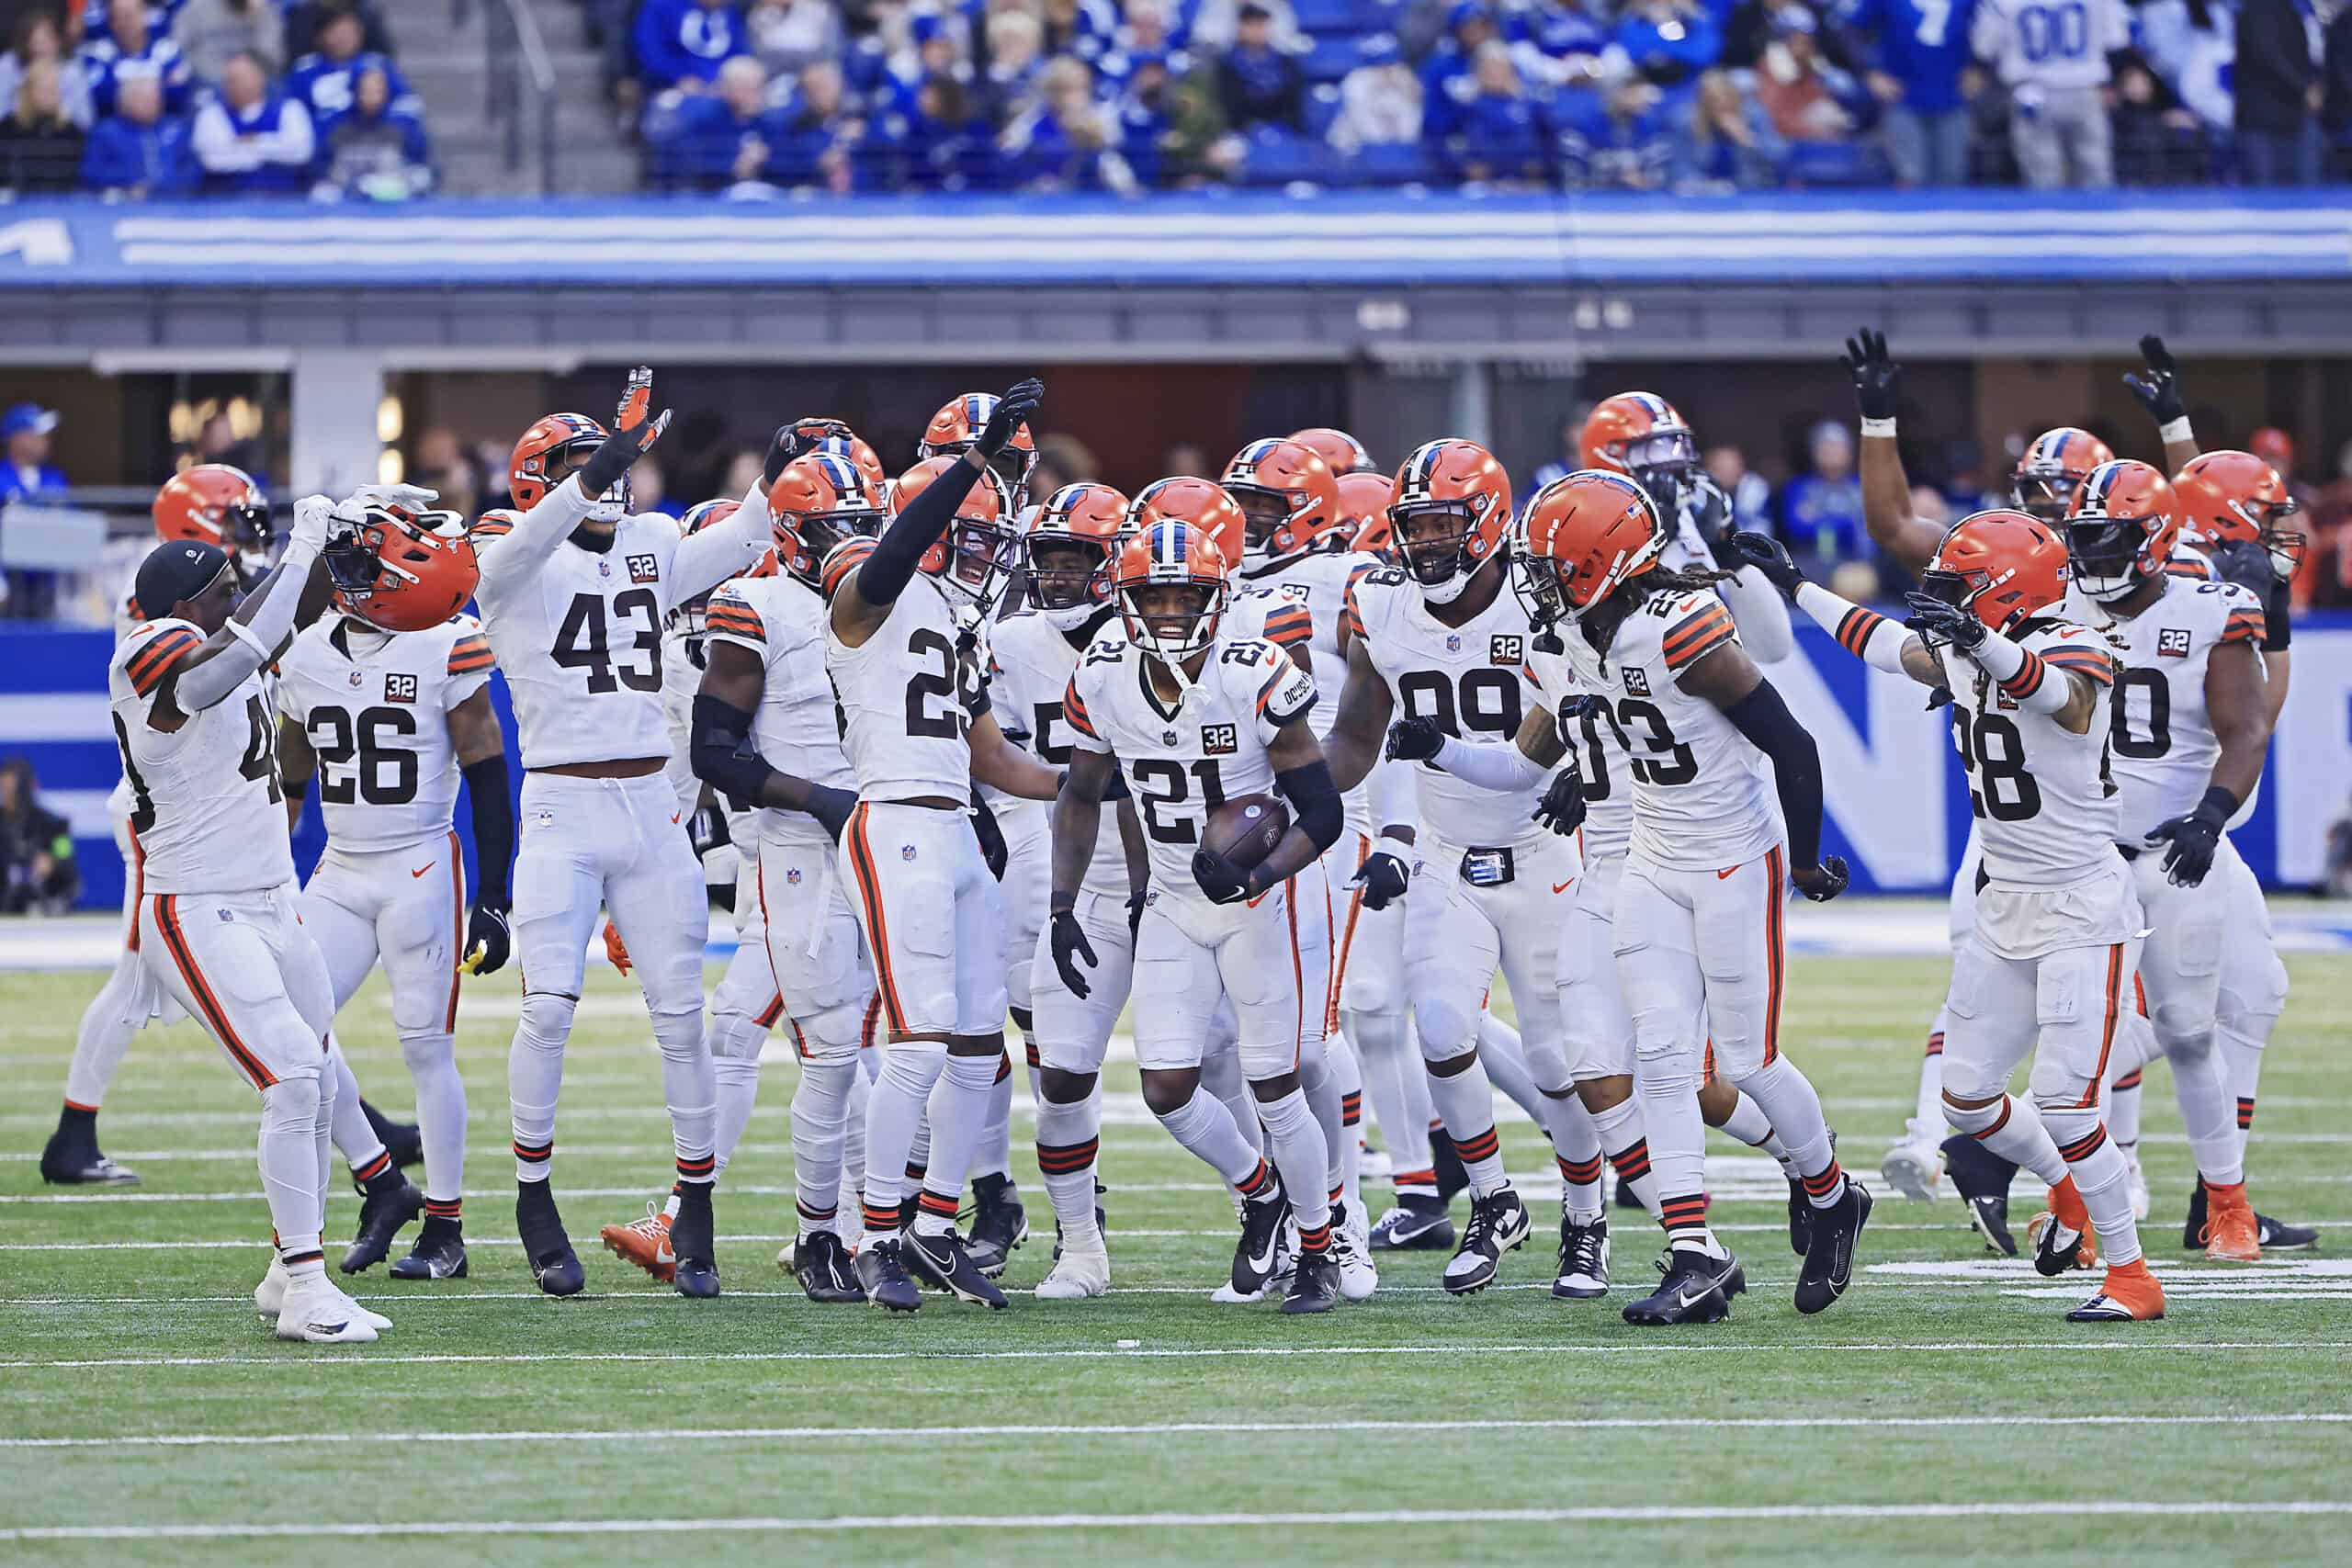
[935,515,1025,615]
[1620,427,1698,486]
[1123,580,1221,663]
[2063,459,2177,604]
[514,414,627,522]
[1027,536,1109,626]
[2063,519,2145,601]
[1392,500,1484,600]
[2011,474,2076,525]
[1510,549,1572,630]
[325,506,480,633]
[1228,484,1292,563]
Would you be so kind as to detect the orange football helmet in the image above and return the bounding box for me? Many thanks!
[767,453,888,590]
[325,504,481,633]
[1919,509,2070,633]
[1221,437,1341,575]
[2248,426,2295,473]
[2064,458,2180,603]
[896,456,1022,614]
[1579,392,1698,483]
[1512,469,1668,629]
[920,392,1036,499]
[1388,438,1512,604]
[154,463,273,587]
[1125,477,1246,573]
[1289,425,1376,475]
[2174,449,2305,579]
[1028,481,1128,629]
[510,412,628,518]
[1112,519,1231,665]
[1335,469,1397,558]
[808,433,887,492]
[2010,427,2116,523]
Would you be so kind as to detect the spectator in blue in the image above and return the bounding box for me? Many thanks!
[82,0,192,118]
[1555,72,1677,186]
[0,403,65,507]
[1113,51,1174,183]
[313,60,434,199]
[288,6,413,140]
[1779,420,1870,567]
[1216,2,1303,132]
[1043,0,1124,68]
[79,73,196,194]
[1420,2,1499,140]
[191,50,313,194]
[646,53,775,188]
[1615,0,1724,108]
[872,24,990,191]
[1840,0,1976,186]
[762,59,868,192]
[1000,55,1138,191]
[1672,64,1785,186]
[635,0,748,92]
[1438,38,1549,184]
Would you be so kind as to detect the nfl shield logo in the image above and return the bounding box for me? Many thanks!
[1445,634,1463,652]
[1162,730,1179,746]
[598,559,612,578]
[786,867,802,886]
[901,844,917,862]
[347,670,363,687]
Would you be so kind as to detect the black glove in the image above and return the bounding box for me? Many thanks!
[762,416,854,489]
[577,371,670,499]
[460,903,512,976]
[1532,764,1587,837]
[1842,327,1901,422]
[977,378,1044,458]
[1635,463,1680,522]
[2148,788,2234,887]
[1683,471,1736,552]
[1729,531,1805,598]
[686,802,728,860]
[1126,890,1147,936]
[1350,849,1410,912]
[2208,537,2276,596]
[2122,334,2186,426]
[1192,845,1250,906]
[802,783,856,843]
[971,797,1008,880]
[1792,855,1850,903]
[1904,591,1987,653]
[1049,908,1098,999]
[1384,716,1445,763]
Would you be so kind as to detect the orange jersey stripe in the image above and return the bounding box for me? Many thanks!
[2041,649,2116,685]
[128,630,200,695]
[1261,608,1312,647]
[156,896,277,1089]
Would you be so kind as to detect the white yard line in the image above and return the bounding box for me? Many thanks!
[5,1411,2345,1451]
[6,1501,2350,1540]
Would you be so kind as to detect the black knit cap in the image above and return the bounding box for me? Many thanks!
[133,539,232,622]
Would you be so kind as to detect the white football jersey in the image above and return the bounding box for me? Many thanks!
[107,558,147,824]
[662,547,781,836]
[1237,547,1368,735]
[1940,617,2121,885]
[703,570,856,848]
[276,613,492,854]
[824,558,985,802]
[1525,644,1628,863]
[1559,586,1780,874]
[108,618,293,896]
[1345,566,1550,848]
[2086,579,2265,842]
[1065,629,1315,926]
[470,478,770,771]
[991,608,1128,898]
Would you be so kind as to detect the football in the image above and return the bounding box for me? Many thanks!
[1201,793,1290,869]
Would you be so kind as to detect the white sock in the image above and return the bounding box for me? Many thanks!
[398,1031,466,1205]
[325,1038,385,1176]
[1726,1058,1839,1199]
[1585,1094,1654,1220]
[1908,1010,1949,1141]
[1476,1014,1546,1122]
[1326,1029,1364,1213]
[1425,1055,1506,1195]
[707,1005,769,1173]
[258,1073,325,1259]
[973,1047,1013,1181]
[1257,1084,1332,1238]
[2219,1012,2276,1165]
[791,1054,857,1237]
[860,1042,944,1229]
[2043,1109,2142,1267]
[1942,1092,2067,1187]
[651,1006,717,1183]
[508,990,572,1183]
[1035,1090,1103,1243]
[1351,1006,1432,1191]
[1201,1046,1263,1156]
[1154,1086,1264,1189]
[911,1052,997,1235]
[1297,1043,1346,1205]
[63,952,145,1110]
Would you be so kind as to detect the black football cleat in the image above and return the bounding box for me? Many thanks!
[1612,1174,1646,1213]
[39,1141,139,1187]
[854,1235,922,1312]
[904,1227,1008,1309]
[388,1218,468,1280]
[1442,1187,1531,1295]
[964,1172,1030,1279]
[1793,1180,1871,1314]
[1369,1192,1454,1251]
[1967,1195,2018,1258]
[516,1182,584,1296]
[2182,1179,2209,1251]
[1941,1134,2019,1257]
[1623,1245,1743,1326]
[340,1170,424,1273]
[1282,1248,1341,1314]
[792,1231,866,1303]
[1785,1177,1813,1257]
[359,1099,424,1170]
[1430,1127,1469,1202]
[670,1182,718,1298]
[1553,1213,1611,1301]
[1231,1187,1293,1300]
[2257,1212,2320,1251]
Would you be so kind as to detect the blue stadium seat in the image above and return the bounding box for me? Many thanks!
[1291,0,1374,33]
[1782,139,1893,188]
[1344,141,1439,186]
[1238,128,1341,186]
[1299,37,1363,83]
[1305,84,1341,140]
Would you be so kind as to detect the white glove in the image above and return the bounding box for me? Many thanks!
[348,481,440,514]
[288,494,336,558]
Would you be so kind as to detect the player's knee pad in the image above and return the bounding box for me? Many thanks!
[1938,1089,2006,1137]
[397,1031,456,1077]
[2217,953,2289,1030]
[707,1006,768,1066]
[797,1001,866,1066]
[648,1006,706,1065]
[1520,1036,1573,1095]
[2025,1051,2093,1110]
[1346,1007,1408,1062]
[514,990,577,1054]
[2151,1013,2217,1067]
[260,1068,322,1134]
[877,1038,948,1098]
[1937,1047,2011,1106]
[1411,993,1481,1066]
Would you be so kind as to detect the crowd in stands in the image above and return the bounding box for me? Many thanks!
[611,0,2352,195]
[0,1,431,199]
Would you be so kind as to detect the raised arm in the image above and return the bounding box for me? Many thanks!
[671,468,776,603]
[157,499,333,726]
[1842,328,1947,577]
[476,370,670,591]
[2121,334,2202,473]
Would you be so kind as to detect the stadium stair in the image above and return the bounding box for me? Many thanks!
[399,1,639,197]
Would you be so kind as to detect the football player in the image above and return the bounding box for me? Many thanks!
[685,452,895,1303]
[991,482,1151,1298]
[274,499,510,1282]
[1745,510,2163,1321]
[921,390,1040,506]
[1317,438,1597,1298]
[1512,473,1861,1326]
[1054,518,1349,1314]
[473,367,773,1300]
[822,381,1062,1313]
[113,495,392,1343]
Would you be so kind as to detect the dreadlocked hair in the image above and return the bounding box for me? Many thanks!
[1580,560,1736,665]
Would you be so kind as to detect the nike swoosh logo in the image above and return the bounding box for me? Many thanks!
[1247,890,1272,908]
[672,812,683,826]
[410,863,434,879]
[1551,880,1573,895]
[1246,1240,1276,1270]
[1715,867,1738,880]
[1675,1283,1719,1309]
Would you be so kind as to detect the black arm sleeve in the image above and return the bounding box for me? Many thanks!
[2265,577,2292,652]
[461,754,515,909]
[689,693,776,807]
[1273,759,1344,855]
[1721,677,1824,869]
[858,454,985,609]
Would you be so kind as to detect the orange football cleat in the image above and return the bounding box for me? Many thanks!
[2202,1180,2261,1263]
[2066,1257,2165,1322]
[600,1201,674,1283]
[602,921,632,975]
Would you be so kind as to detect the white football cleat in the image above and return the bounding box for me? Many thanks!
[2120,1145,2151,1221]
[331,1287,392,1332]
[1035,1240,1111,1301]
[254,1255,288,1320]
[276,1278,378,1344]
[1878,1133,1944,1201]
[1329,1204,1378,1301]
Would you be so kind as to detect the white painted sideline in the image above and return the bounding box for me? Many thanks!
[3,1411,2344,1450]
[6,1501,2349,1540]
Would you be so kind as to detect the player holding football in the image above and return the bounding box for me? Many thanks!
[473,367,773,1300]
[274,497,513,1282]
[1514,472,1862,1326]
[1054,518,1349,1314]
[1741,512,2163,1321]
[822,381,1063,1313]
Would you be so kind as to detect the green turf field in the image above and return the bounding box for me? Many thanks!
[4,948,2348,1565]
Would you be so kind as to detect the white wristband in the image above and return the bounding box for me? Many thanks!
[1860,417,1896,438]
[2158,416,2193,446]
